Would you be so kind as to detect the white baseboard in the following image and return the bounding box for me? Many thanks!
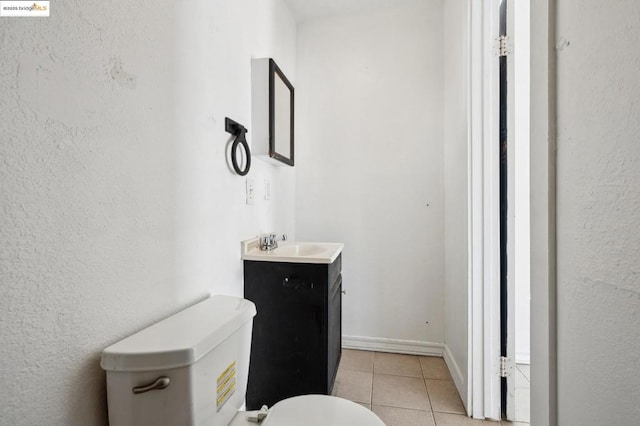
[443,344,467,409]
[342,335,443,357]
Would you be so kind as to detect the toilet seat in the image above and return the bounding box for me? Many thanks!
[261,394,384,426]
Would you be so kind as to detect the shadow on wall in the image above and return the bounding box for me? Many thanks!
[68,354,109,425]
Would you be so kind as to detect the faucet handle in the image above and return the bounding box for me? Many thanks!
[282,234,287,241]
[259,233,279,250]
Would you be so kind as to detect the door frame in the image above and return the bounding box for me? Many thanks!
[501,0,517,420]
[468,0,501,420]
[529,0,557,424]
[467,0,557,423]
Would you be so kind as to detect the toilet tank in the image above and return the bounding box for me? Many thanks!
[101,295,257,426]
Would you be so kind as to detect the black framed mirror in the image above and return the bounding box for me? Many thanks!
[269,59,294,166]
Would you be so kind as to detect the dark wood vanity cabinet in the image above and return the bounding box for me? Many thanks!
[244,254,342,410]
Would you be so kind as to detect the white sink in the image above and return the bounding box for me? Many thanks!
[241,239,343,264]
[274,244,326,257]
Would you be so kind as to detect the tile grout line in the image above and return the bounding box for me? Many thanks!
[423,377,438,425]
[341,364,454,382]
[370,402,434,412]
[421,356,445,425]
[370,351,376,407]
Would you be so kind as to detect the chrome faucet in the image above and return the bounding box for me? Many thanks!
[259,233,287,251]
[260,233,278,251]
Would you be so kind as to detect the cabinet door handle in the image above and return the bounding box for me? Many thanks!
[283,276,299,288]
[341,290,346,294]
[283,276,315,290]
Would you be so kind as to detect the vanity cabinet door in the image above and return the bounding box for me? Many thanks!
[244,261,329,409]
[244,257,343,410]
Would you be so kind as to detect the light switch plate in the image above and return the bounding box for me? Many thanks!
[246,179,255,204]
[264,179,271,200]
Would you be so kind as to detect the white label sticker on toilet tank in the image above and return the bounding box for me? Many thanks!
[216,361,237,411]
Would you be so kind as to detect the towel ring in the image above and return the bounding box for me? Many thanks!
[225,117,251,176]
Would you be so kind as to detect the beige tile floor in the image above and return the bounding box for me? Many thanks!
[333,349,529,426]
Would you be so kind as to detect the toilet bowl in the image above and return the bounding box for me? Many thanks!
[230,395,383,426]
[101,295,383,426]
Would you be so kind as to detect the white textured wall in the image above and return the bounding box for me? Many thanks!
[295,3,445,345]
[442,0,469,404]
[0,1,296,424]
[556,0,640,424]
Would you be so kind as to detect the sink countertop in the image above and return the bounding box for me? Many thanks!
[241,238,344,264]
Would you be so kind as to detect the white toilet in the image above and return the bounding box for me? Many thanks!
[101,295,383,426]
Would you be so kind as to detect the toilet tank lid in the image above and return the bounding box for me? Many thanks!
[100,295,256,372]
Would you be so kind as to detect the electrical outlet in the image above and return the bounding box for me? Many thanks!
[246,179,255,205]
